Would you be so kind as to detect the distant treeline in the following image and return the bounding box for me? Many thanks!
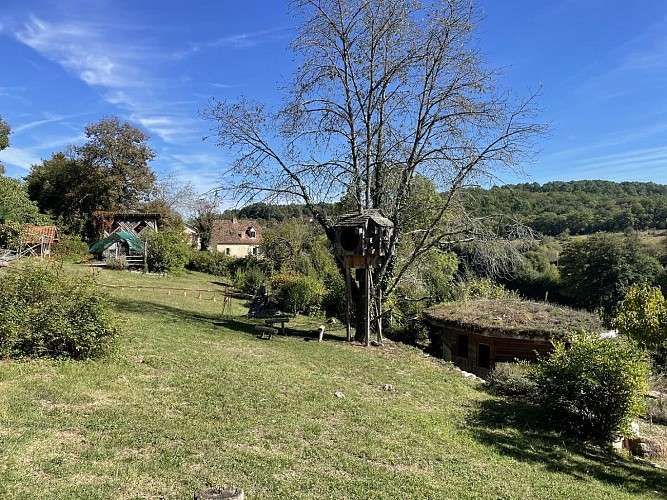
[464,180,667,236]
[222,202,339,225]
[225,180,667,237]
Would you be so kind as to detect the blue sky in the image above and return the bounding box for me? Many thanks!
[1,0,667,198]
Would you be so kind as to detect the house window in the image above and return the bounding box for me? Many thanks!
[248,228,256,238]
[478,344,491,369]
[252,247,259,256]
[225,248,231,255]
[457,334,469,358]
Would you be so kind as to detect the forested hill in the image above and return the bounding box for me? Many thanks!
[465,180,667,236]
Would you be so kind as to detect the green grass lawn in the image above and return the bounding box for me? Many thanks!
[0,266,665,499]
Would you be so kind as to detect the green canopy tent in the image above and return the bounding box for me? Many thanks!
[89,231,145,266]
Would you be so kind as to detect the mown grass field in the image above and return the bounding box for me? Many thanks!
[0,265,665,499]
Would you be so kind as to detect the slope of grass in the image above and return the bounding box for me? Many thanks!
[0,266,665,499]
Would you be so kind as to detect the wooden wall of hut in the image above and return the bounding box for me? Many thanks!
[429,324,554,378]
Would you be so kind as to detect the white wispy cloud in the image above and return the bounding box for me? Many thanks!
[0,146,42,170]
[570,146,667,172]
[11,16,144,89]
[12,112,86,133]
[134,115,201,144]
[0,8,285,194]
[174,27,290,59]
[575,16,667,100]
[4,14,196,147]
[537,145,667,183]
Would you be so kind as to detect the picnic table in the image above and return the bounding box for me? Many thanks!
[254,317,290,340]
[263,316,290,335]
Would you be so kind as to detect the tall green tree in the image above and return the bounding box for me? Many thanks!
[0,116,46,226]
[559,233,663,317]
[0,116,50,248]
[0,114,10,153]
[204,0,544,339]
[25,152,102,235]
[75,116,156,210]
[0,173,49,226]
[26,116,157,238]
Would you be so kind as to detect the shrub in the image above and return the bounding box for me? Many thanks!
[227,255,273,279]
[243,266,265,294]
[233,266,266,295]
[0,221,24,249]
[535,332,649,444]
[322,272,346,319]
[487,361,538,400]
[271,272,325,315]
[615,284,667,352]
[144,229,190,273]
[457,278,518,301]
[0,265,117,359]
[51,233,90,263]
[105,256,128,270]
[187,251,231,276]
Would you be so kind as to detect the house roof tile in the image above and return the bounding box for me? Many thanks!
[211,219,263,245]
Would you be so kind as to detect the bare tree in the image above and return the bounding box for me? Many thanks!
[190,193,225,251]
[203,0,545,336]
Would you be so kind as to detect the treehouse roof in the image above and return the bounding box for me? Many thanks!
[335,209,393,228]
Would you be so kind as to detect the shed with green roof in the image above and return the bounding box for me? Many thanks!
[88,231,145,267]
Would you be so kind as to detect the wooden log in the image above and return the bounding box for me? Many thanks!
[194,486,244,500]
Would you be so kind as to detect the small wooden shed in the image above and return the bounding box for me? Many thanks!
[423,299,603,378]
[22,226,59,258]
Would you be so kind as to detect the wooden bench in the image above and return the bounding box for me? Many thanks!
[264,317,290,335]
[255,325,278,340]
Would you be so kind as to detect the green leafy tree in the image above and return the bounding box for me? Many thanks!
[0,174,48,226]
[0,116,49,230]
[76,116,156,210]
[190,195,222,251]
[0,114,10,152]
[0,220,24,249]
[25,152,102,235]
[26,117,157,238]
[536,332,648,444]
[559,233,663,317]
[615,284,667,369]
[203,0,544,340]
[0,118,49,247]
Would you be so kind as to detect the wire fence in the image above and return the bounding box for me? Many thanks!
[98,283,237,313]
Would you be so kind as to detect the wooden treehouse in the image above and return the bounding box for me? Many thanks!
[333,209,394,346]
[89,212,161,267]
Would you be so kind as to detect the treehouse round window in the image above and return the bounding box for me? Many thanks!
[339,226,362,252]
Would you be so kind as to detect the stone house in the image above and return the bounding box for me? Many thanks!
[210,219,262,257]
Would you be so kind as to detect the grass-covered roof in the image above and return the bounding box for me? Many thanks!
[423,298,603,339]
